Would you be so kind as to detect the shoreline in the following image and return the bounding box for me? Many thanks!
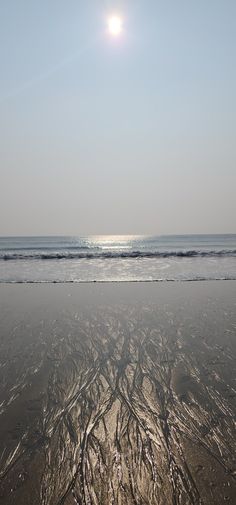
[1,276,236,284]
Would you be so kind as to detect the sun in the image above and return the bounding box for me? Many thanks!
[108,16,123,36]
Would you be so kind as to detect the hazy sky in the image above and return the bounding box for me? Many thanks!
[0,0,235,236]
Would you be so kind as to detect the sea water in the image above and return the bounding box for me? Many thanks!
[0,235,236,283]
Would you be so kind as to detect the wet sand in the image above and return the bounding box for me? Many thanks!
[0,281,236,505]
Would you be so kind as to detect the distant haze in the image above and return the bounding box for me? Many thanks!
[0,0,235,236]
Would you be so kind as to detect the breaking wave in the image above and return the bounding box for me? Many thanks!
[1,249,236,261]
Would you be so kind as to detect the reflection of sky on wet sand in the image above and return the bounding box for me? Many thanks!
[0,282,235,504]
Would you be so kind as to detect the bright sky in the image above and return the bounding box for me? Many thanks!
[0,0,235,236]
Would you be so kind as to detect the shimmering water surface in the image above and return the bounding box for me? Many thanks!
[0,235,236,283]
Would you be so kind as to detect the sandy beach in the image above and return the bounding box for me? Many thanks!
[0,281,235,504]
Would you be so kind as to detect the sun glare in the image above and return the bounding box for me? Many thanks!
[108,15,123,36]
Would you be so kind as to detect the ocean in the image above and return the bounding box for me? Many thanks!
[0,234,236,283]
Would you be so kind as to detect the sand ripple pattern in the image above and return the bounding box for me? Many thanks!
[0,285,236,504]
